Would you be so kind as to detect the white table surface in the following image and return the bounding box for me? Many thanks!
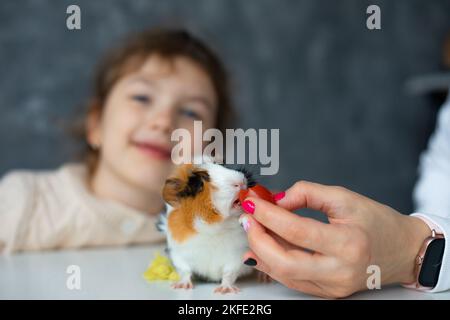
[1,244,449,300]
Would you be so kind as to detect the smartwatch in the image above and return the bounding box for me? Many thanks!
[405,228,445,290]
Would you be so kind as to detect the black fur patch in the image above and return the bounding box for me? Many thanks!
[177,170,210,198]
[236,166,257,188]
[219,164,257,187]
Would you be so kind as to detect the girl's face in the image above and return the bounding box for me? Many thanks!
[88,54,218,193]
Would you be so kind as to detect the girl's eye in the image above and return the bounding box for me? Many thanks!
[131,94,151,104]
[179,108,201,120]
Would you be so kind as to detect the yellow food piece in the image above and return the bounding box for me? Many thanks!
[143,252,180,282]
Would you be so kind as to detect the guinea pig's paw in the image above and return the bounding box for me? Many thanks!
[214,285,240,294]
[171,280,194,290]
[257,271,273,283]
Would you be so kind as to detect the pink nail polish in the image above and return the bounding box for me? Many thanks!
[242,200,255,214]
[273,191,286,202]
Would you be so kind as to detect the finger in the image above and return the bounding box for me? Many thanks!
[242,250,327,298]
[242,249,318,282]
[242,214,298,251]
[283,280,328,299]
[257,271,273,283]
[267,229,300,251]
[243,197,346,255]
[242,251,272,275]
[275,180,352,220]
[242,214,325,280]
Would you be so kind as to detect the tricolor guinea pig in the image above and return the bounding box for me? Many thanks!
[156,157,256,294]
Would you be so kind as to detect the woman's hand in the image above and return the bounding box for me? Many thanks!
[239,181,432,298]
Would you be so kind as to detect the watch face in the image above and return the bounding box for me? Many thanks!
[419,238,446,288]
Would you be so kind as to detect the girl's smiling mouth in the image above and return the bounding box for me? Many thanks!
[132,140,172,160]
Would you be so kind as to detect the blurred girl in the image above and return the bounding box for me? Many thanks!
[0,29,233,254]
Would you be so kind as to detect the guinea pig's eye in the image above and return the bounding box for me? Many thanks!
[237,166,257,188]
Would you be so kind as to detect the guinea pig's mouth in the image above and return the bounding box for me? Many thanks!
[232,197,241,209]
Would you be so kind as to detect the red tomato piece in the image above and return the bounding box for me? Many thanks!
[239,184,274,204]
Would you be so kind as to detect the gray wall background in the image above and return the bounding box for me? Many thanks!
[1,0,450,216]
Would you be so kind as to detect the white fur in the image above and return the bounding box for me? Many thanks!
[166,216,252,282]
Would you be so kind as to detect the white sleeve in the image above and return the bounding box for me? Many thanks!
[0,171,34,254]
[412,90,450,292]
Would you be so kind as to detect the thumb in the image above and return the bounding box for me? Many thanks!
[275,180,350,219]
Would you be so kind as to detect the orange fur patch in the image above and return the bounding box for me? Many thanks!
[164,164,223,243]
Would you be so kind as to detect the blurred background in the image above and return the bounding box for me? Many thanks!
[1,0,450,217]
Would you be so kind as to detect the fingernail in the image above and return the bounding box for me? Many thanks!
[240,216,250,232]
[243,258,257,266]
[273,191,286,202]
[242,200,255,214]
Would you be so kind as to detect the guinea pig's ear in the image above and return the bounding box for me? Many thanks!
[162,178,184,207]
[162,168,210,207]
[162,164,193,207]
[178,169,210,198]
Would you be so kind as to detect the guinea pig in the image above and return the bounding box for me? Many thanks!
[156,157,256,294]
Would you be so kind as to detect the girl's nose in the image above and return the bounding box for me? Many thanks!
[146,107,174,134]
